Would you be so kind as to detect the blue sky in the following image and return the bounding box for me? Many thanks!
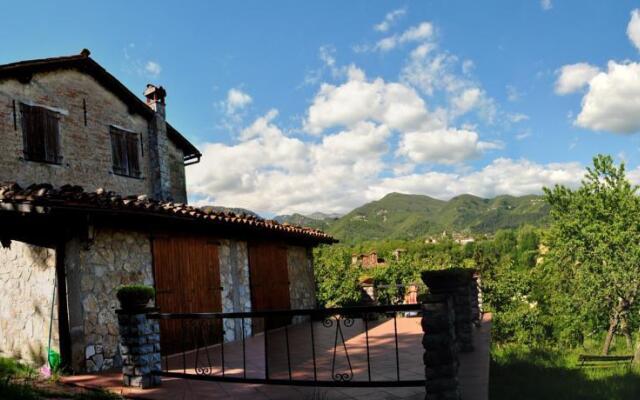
[3,1,640,215]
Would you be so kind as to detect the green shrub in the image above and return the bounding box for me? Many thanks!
[116,284,155,310]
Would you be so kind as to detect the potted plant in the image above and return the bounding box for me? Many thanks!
[116,284,155,311]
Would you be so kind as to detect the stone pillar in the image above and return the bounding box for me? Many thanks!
[117,309,161,388]
[422,269,475,353]
[421,294,461,400]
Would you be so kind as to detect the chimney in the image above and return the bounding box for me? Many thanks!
[144,84,172,201]
[144,84,167,119]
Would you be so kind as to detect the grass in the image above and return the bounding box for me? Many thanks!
[0,357,122,400]
[490,343,640,400]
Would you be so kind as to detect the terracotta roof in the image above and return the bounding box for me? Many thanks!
[0,49,200,161]
[0,183,336,244]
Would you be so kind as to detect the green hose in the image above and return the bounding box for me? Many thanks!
[47,274,61,371]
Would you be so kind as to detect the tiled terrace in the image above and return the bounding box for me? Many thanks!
[63,313,491,400]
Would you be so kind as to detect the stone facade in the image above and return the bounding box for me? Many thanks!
[0,242,58,365]
[287,246,316,310]
[0,226,320,374]
[0,69,187,202]
[219,239,252,341]
[65,228,153,372]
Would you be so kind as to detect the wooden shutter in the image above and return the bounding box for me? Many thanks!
[20,103,60,163]
[20,104,36,159]
[110,128,126,175]
[43,110,60,163]
[126,133,140,177]
[110,126,140,177]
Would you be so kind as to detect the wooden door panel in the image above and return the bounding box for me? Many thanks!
[249,243,291,333]
[153,235,222,355]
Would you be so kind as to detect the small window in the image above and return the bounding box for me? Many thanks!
[110,126,141,178]
[20,103,62,164]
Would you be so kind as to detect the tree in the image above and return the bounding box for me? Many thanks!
[313,245,363,308]
[543,155,640,357]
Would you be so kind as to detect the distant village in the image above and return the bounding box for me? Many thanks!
[351,230,478,269]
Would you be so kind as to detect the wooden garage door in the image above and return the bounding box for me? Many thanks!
[248,243,291,333]
[153,235,222,354]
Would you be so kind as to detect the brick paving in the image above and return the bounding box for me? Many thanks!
[63,314,491,400]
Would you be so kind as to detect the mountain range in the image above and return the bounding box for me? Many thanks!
[274,192,549,243]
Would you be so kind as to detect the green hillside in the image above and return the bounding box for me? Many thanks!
[278,192,550,242]
[273,213,333,230]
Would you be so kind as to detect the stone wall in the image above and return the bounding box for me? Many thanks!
[219,239,252,341]
[65,228,153,372]
[167,139,187,203]
[0,241,58,365]
[0,69,186,201]
[287,246,316,310]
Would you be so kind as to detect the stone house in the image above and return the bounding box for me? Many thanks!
[0,50,335,373]
[351,251,385,268]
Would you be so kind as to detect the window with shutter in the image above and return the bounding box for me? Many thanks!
[110,126,141,178]
[20,103,61,164]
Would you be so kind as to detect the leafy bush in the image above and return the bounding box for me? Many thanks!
[0,357,35,380]
[116,284,155,309]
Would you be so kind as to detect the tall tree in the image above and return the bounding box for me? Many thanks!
[544,155,640,356]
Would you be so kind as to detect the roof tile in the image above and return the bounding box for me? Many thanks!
[0,183,336,244]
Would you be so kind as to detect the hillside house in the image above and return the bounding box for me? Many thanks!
[352,251,385,268]
[0,50,335,373]
[392,248,406,261]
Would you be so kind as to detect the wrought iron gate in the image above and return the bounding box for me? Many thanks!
[148,304,425,388]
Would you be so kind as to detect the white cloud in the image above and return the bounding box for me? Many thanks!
[366,158,584,202]
[401,22,435,42]
[304,67,442,134]
[558,11,640,134]
[188,112,391,215]
[397,129,503,165]
[188,112,582,214]
[374,8,406,32]
[225,88,252,115]
[144,61,162,77]
[575,61,640,133]
[400,42,499,124]
[319,45,337,70]
[376,22,434,52]
[410,43,436,60]
[186,18,529,215]
[515,131,532,140]
[554,63,600,95]
[628,9,640,51]
[451,88,482,116]
[302,45,349,86]
[450,88,496,121]
[627,165,640,183]
[508,113,529,123]
[506,85,522,102]
[462,60,475,75]
[541,0,552,11]
[401,48,461,96]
